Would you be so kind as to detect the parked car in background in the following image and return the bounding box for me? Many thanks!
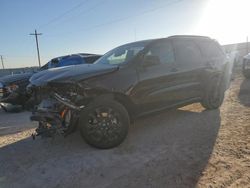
[242,53,250,78]
[0,53,101,112]
[28,35,231,149]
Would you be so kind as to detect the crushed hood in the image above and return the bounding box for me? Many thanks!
[0,73,33,86]
[30,64,118,87]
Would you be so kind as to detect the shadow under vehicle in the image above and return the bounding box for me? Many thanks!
[0,53,101,112]
[0,107,221,188]
[28,35,231,149]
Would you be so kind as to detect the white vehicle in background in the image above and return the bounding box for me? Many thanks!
[242,53,250,78]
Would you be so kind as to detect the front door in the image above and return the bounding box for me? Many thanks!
[131,39,180,112]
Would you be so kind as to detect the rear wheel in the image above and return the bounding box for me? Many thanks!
[201,74,225,110]
[79,99,129,149]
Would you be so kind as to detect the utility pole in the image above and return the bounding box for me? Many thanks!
[0,55,4,69]
[30,29,42,67]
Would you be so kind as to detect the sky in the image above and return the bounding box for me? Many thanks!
[1,0,250,68]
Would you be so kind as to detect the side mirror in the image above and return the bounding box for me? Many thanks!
[143,55,160,67]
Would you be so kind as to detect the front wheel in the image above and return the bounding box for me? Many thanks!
[79,99,129,149]
[201,75,225,110]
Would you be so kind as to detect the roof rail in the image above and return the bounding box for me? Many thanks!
[169,35,210,39]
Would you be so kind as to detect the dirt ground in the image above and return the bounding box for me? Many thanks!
[0,72,249,188]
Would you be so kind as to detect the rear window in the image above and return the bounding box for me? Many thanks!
[198,40,224,58]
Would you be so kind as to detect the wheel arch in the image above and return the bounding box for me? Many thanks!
[91,91,137,122]
[112,92,137,121]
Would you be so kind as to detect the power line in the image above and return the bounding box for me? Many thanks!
[47,0,184,37]
[87,0,184,30]
[38,0,90,29]
[30,30,42,67]
[55,0,107,26]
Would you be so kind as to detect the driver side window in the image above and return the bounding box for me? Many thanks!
[145,41,175,65]
[107,51,128,65]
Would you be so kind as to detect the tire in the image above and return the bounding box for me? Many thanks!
[201,74,225,110]
[79,99,129,149]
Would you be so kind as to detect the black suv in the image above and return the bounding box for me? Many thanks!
[29,35,230,149]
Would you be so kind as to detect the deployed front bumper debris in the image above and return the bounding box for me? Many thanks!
[30,96,80,139]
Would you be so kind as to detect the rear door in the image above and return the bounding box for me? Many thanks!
[171,38,204,101]
[197,40,226,70]
[197,40,229,88]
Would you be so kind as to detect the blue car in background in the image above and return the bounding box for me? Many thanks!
[40,53,99,70]
[0,53,101,111]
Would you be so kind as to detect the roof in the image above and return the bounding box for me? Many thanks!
[122,35,213,47]
[78,53,102,58]
[168,35,211,40]
[118,39,161,48]
[78,53,102,57]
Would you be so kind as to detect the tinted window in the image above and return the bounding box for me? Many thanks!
[85,56,101,64]
[198,40,223,58]
[50,58,60,68]
[145,41,175,65]
[40,62,49,70]
[174,39,202,66]
[58,56,84,67]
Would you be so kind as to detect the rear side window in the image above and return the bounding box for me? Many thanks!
[198,40,224,58]
[173,39,202,66]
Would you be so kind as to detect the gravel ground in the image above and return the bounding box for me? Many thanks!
[0,72,249,188]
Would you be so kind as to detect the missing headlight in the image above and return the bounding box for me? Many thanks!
[6,84,19,93]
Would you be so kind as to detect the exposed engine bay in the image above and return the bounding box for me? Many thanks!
[27,63,120,142]
[30,83,90,139]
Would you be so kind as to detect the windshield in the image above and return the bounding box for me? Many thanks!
[95,41,150,65]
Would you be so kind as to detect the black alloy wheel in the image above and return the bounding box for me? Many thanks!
[79,99,129,149]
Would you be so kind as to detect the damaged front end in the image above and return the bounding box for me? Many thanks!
[29,82,91,139]
[28,63,118,139]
